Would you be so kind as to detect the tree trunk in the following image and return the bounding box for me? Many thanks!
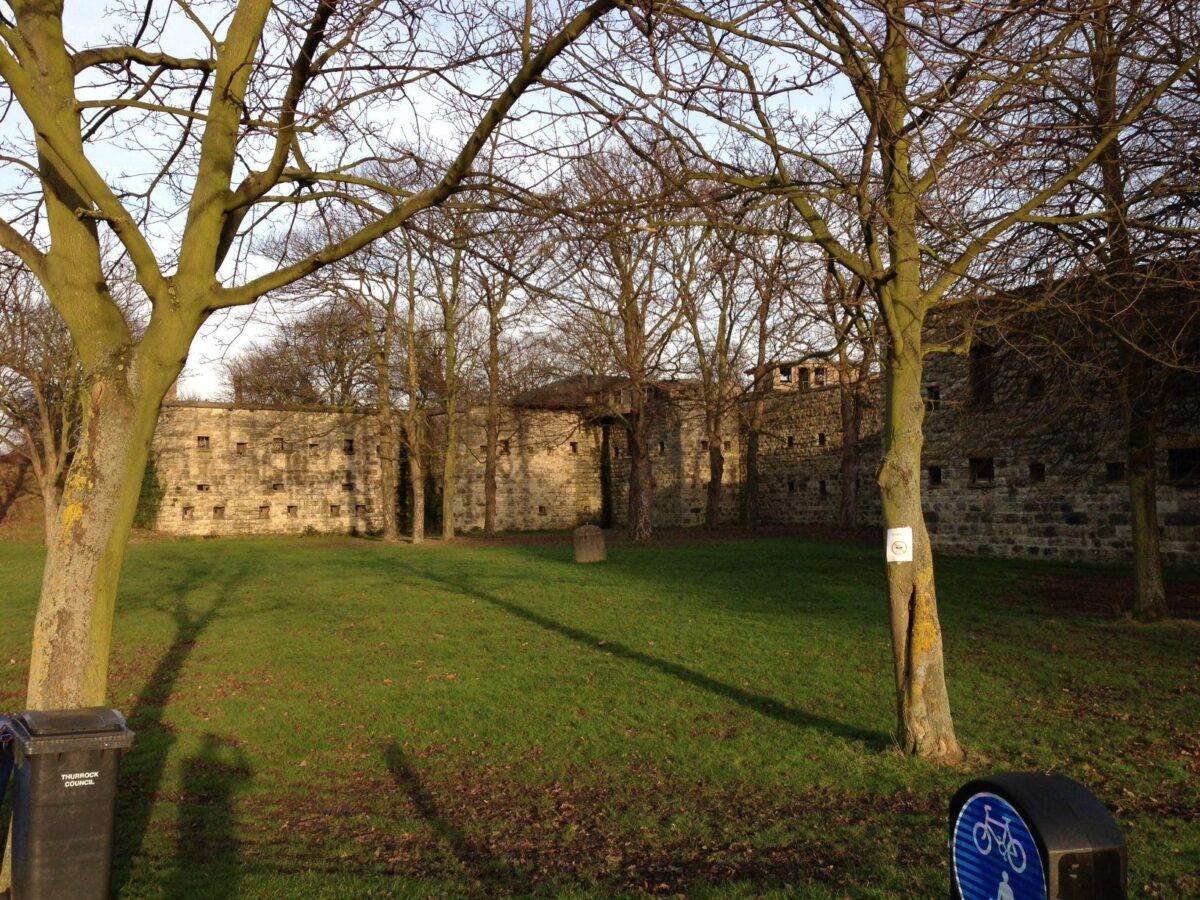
[626,418,652,541]
[705,419,724,529]
[1121,351,1167,620]
[878,338,962,763]
[484,306,501,537]
[28,352,174,709]
[409,431,425,544]
[376,405,398,542]
[441,408,456,542]
[744,395,763,530]
[40,481,61,549]
[838,364,863,529]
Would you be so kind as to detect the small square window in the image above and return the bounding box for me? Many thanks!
[343,438,355,454]
[813,368,826,386]
[309,442,320,454]
[236,442,248,456]
[342,482,355,492]
[258,505,270,519]
[1029,462,1046,483]
[196,484,210,492]
[500,439,510,456]
[196,436,210,450]
[329,504,340,516]
[272,482,284,492]
[700,439,709,451]
[212,506,225,520]
[779,366,793,384]
[538,505,547,516]
[928,465,943,486]
[969,457,995,484]
[182,506,194,520]
[787,435,795,448]
[355,504,367,517]
[272,438,285,452]
[817,432,826,447]
[287,505,298,518]
[1106,462,1125,483]
[1167,447,1200,483]
[569,442,578,454]
[723,441,731,452]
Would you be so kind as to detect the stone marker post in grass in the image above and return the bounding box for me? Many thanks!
[573,525,606,563]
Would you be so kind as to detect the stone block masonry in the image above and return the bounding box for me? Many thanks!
[150,402,385,537]
[145,358,1200,565]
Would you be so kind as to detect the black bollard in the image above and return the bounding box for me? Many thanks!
[949,772,1126,900]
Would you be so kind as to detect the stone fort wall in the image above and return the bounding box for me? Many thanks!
[148,363,1200,563]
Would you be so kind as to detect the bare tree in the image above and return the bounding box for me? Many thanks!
[552,145,685,539]
[0,267,81,542]
[0,0,620,712]
[570,0,1199,760]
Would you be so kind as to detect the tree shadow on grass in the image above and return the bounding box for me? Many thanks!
[422,571,888,750]
[112,559,251,895]
[164,732,252,899]
[382,741,529,895]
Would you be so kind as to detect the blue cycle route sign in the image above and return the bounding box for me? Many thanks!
[952,791,1047,900]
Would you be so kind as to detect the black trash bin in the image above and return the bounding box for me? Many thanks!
[6,708,135,900]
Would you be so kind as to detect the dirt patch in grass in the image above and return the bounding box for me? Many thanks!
[1033,571,1200,620]
[232,764,945,897]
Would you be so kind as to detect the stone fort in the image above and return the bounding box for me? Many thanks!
[147,348,1200,563]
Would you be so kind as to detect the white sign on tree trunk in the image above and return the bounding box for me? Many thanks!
[886,527,914,563]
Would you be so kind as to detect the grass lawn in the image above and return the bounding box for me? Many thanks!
[0,533,1197,898]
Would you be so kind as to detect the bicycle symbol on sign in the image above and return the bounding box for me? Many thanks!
[972,804,1028,874]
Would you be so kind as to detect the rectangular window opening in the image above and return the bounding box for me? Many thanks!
[779,366,792,384]
[287,505,298,518]
[569,441,578,454]
[819,479,827,496]
[182,506,194,520]
[196,484,210,492]
[700,439,709,451]
[272,482,284,492]
[1167,447,1200,483]
[817,432,826,447]
[236,442,248,456]
[969,456,995,484]
[787,435,795,448]
[538,505,547,516]
[329,504,341,517]
[212,506,225,520]
[272,438,285,452]
[1029,462,1046,483]
[258,505,270,519]
[1106,461,1125,483]
[928,465,943,486]
[355,504,367,517]
[196,436,210,450]
[923,385,941,412]
[500,439,510,456]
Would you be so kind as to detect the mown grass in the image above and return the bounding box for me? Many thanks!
[0,534,1196,898]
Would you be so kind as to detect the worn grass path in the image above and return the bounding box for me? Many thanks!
[0,534,1196,897]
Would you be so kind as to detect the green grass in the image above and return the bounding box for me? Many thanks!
[0,534,1197,897]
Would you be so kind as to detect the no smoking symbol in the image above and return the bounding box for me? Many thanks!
[891,539,909,556]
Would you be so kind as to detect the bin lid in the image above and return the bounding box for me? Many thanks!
[14,707,128,737]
